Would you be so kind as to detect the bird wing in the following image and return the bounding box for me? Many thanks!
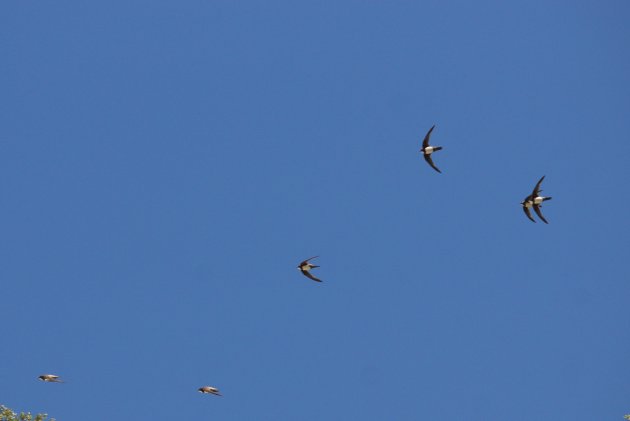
[522,205,536,223]
[533,204,548,224]
[422,125,436,149]
[301,269,322,282]
[299,256,319,266]
[532,175,545,197]
[423,153,442,173]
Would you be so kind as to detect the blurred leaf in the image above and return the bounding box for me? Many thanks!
[0,406,54,421]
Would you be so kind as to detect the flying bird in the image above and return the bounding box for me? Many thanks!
[38,374,63,383]
[298,256,322,282]
[420,124,443,173]
[198,386,222,396]
[521,176,552,223]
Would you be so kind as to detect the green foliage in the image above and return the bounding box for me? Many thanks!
[0,405,55,421]
[624,415,630,420]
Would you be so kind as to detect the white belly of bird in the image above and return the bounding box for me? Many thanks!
[534,196,544,204]
[425,146,434,154]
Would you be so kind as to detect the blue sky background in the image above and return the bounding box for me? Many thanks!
[1,1,629,420]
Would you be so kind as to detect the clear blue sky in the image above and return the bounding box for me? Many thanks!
[1,1,629,420]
